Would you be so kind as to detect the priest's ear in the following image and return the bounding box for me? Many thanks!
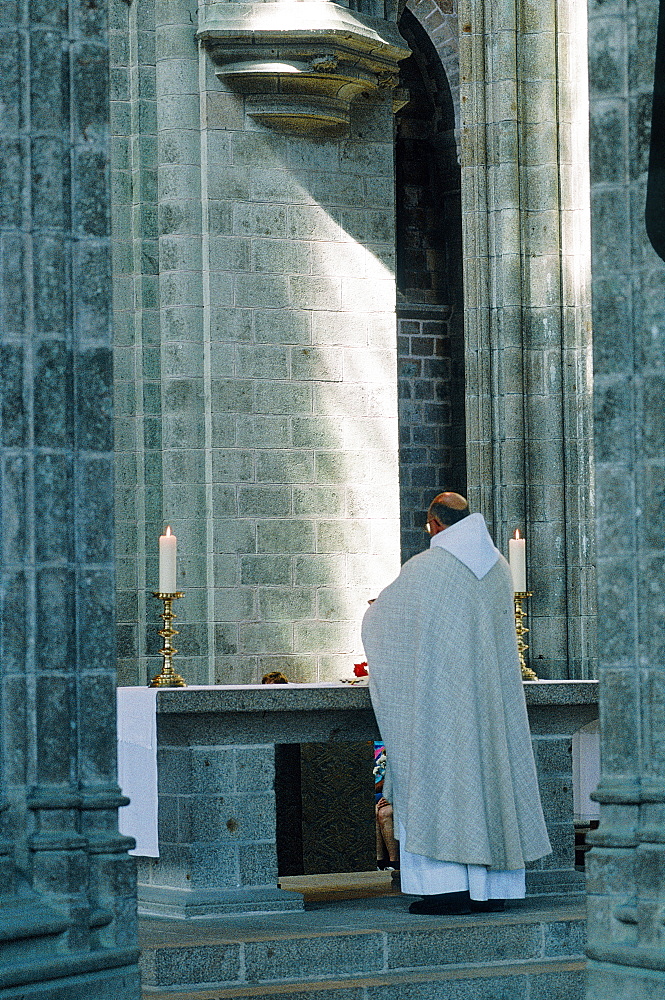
[426,516,444,536]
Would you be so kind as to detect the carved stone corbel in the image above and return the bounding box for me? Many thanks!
[197,1,411,134]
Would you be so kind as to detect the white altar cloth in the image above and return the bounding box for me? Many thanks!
[572,720,600,822]
[117,687,159,857]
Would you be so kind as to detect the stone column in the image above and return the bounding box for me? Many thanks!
[586,1,665,995]
[0,2,140,997]
[111,0,160,685]
[156,0,211,682]
[458,0,596,678]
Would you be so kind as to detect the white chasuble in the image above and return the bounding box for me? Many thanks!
[362,515,551,877]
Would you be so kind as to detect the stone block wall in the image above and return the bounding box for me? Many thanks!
[198,86,401,683]
[110,0,599,691]
[111,0,403,685]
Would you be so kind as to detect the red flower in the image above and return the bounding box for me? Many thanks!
[353,661,368,677]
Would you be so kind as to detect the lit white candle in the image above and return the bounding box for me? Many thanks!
[159,526,177,593]
[509,529,526,593]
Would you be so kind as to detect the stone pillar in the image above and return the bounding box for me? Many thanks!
[156,0,211,683]
[112,0,409,686]
[0,3,140,997]
[586,1,665,995]
[111,0,160,686]
[458,0,596,678]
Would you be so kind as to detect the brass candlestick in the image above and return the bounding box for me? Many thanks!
[149,592,187,688]
[514,592,538,681]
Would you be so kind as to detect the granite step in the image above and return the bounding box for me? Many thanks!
[139,894,586,999]
[140,958,585,999]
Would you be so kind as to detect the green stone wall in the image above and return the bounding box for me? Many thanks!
[111,0,402,685]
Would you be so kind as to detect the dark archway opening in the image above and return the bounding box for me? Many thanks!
[395,9,466,562]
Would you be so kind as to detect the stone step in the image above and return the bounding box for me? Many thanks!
[139,895,585,997]
[141,957,585,999]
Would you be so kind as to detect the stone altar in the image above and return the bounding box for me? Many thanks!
[130,680,599,917]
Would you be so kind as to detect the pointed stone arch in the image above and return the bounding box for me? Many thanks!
[405,0,461,144]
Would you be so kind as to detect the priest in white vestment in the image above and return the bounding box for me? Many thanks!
[361,492,551,915]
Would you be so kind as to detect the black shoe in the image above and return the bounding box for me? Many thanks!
[408,891,471,915]
[469,898,505,912]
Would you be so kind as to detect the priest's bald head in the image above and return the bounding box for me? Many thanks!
[426,492,470,537]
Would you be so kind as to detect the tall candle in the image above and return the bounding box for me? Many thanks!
[159,526,177,593]
[509,529,526,593]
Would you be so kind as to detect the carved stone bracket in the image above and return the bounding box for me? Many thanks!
[197,2,411,134]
